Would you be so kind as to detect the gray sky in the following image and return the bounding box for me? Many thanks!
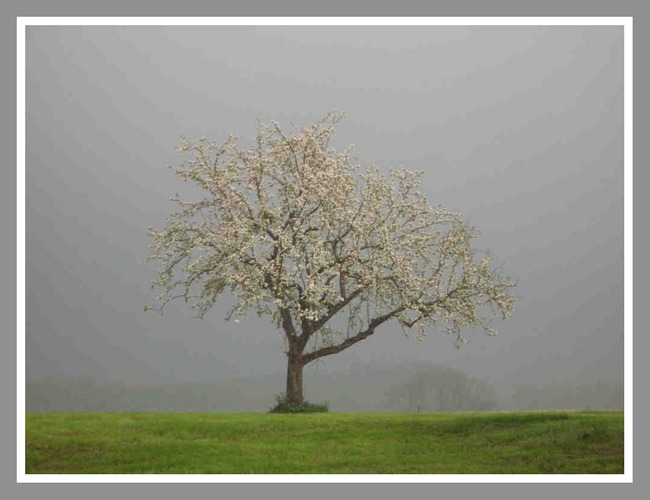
[25,25,623,392]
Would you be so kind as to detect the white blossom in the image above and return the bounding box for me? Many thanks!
[147,111,517,373]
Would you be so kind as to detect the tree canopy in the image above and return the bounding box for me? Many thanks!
[147,112,516,405]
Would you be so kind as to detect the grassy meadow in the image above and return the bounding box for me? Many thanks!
[25,411,624,474]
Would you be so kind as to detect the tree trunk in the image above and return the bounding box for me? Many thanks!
[285,352,305,405]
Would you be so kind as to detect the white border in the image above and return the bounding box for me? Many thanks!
[18,16,630,26]
[20,473,631,483]
[623,16,633,483]
[17,16,633,484]
[16,18,26,483]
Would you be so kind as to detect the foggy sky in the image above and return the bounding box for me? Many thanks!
[25,25,623,394]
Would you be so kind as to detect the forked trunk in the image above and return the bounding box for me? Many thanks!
[285,353,305,404]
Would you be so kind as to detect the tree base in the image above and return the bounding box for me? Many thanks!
[269,395,329,413]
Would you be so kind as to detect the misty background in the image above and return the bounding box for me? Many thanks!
[25,25,623,412]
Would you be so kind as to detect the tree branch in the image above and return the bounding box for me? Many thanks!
[303,306,405,364]
[311,288,364,333]
[280,308,297,339]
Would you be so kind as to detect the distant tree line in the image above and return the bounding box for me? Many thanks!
[384,364,498,413]
[25,363,622,413]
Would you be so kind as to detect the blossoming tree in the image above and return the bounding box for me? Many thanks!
[147,112,516,405]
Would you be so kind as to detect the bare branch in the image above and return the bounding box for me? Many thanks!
[303,306,406,364]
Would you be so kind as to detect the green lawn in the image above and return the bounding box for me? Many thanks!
[25,411,624,474]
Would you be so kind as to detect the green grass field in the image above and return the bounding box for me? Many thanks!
[25,411,624,474]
